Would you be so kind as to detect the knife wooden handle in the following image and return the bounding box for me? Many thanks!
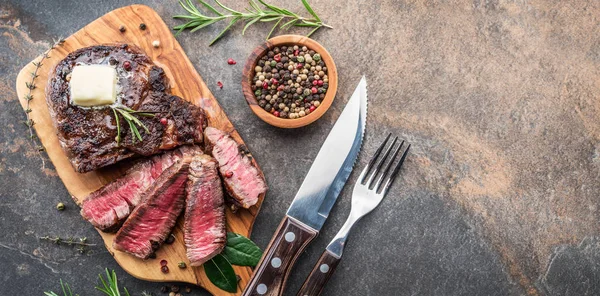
[242,216,318,296]
[296,250,341,296]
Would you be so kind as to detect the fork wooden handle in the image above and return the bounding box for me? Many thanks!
[296,250,341,296]
[242,216,318,296]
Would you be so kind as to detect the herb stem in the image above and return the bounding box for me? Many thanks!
[23,38,64,170]
[174,0,332,45]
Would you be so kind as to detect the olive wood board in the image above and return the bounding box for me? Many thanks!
[14,5,265,296]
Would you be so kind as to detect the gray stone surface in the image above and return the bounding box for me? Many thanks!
[1,0,599,295]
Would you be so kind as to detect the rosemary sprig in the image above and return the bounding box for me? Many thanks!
[174,0,332,45]
[110,106,156,144]
[39,235,96,254]
[44,279,78,296]
[23,38,64,169]
[96,269,131,296]
[44,269,131,296]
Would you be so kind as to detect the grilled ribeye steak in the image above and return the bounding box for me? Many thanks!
[204,127,267,208]
[80,145,201,232]
[46,44,206,173]
[184,154,226,266]
[113,155,192,259]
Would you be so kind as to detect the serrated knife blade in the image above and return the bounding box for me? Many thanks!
[286,76,368,230]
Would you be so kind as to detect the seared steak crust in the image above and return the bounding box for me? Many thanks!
[204,127,267,208]
[46,44,206,173]
[185,154,226,266]
[113,155,193,259]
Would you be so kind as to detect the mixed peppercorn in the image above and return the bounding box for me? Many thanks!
[252,45,329,119]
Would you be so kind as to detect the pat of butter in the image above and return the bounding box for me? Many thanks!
[70,65,117,107]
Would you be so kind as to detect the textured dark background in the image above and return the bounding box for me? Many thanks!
[1,0,599,295]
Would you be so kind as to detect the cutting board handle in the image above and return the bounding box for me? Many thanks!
[242,216,318,296]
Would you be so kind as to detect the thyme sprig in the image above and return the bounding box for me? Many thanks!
[110,106,156,144]
[39,235,96,254]
[23,38,64,169]
[174,0,332,45]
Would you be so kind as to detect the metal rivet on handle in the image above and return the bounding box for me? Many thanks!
[319,264,330,273]
[271,257,282,268]
[257,283,267,295]
[285,232,296,242]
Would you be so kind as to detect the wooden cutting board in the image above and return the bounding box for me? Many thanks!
[15,5,264,295]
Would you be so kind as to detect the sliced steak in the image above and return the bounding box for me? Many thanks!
[46,44,206,173]
[113,155,192,259]
[204,127,267,208]
[81,145,200,232]
[184,154,226,266]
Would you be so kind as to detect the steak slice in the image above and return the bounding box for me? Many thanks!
[184,154,226,266]
[113,155,192,259]
[46,44,206,173]
[204,127,267,208]
[81,145,200,232]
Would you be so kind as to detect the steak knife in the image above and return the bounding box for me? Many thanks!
[242,77,368,296]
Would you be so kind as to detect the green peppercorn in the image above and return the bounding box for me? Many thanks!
[313,53,321,62]
[56,202,65,211]
[297,56,305,63]
[270,61,276,67]
[255,90,261,96]
[178,262,187,269]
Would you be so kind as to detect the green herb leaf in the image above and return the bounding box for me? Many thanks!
[210,16,242,45]
[204,254,238,293]
[198,0,224,16]
[111,107,155,144]
[222,232,263,266]
[96,268,131,296]
[301,0,321,22]
[243,17,262,35]
[266,17,284,40]
[173,0,331,45]
[306,26,321,37]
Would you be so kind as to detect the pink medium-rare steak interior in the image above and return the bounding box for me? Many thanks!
[80,146,200,232]
[113,156,191,259]
[204,127,267,208]
[184,154,226,266]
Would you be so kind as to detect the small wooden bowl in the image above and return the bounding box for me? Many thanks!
[242,35,338,128]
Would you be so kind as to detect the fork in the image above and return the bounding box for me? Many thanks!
[296,134,410,296]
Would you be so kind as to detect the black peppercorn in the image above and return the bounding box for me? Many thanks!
[161,286,169,293]
[119,25,126,33]
[258,100,267,107]
[151,241,160,250]
[264,103,272,111]
[267,51,274,57]
[171,285,180,293]
[165,234,175,244]
[139,23,147,30]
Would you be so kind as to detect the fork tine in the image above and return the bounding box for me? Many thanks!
[381,144,410,196]
[366,137,398,188]
[374,140,404,193]
[360,133,391,184]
